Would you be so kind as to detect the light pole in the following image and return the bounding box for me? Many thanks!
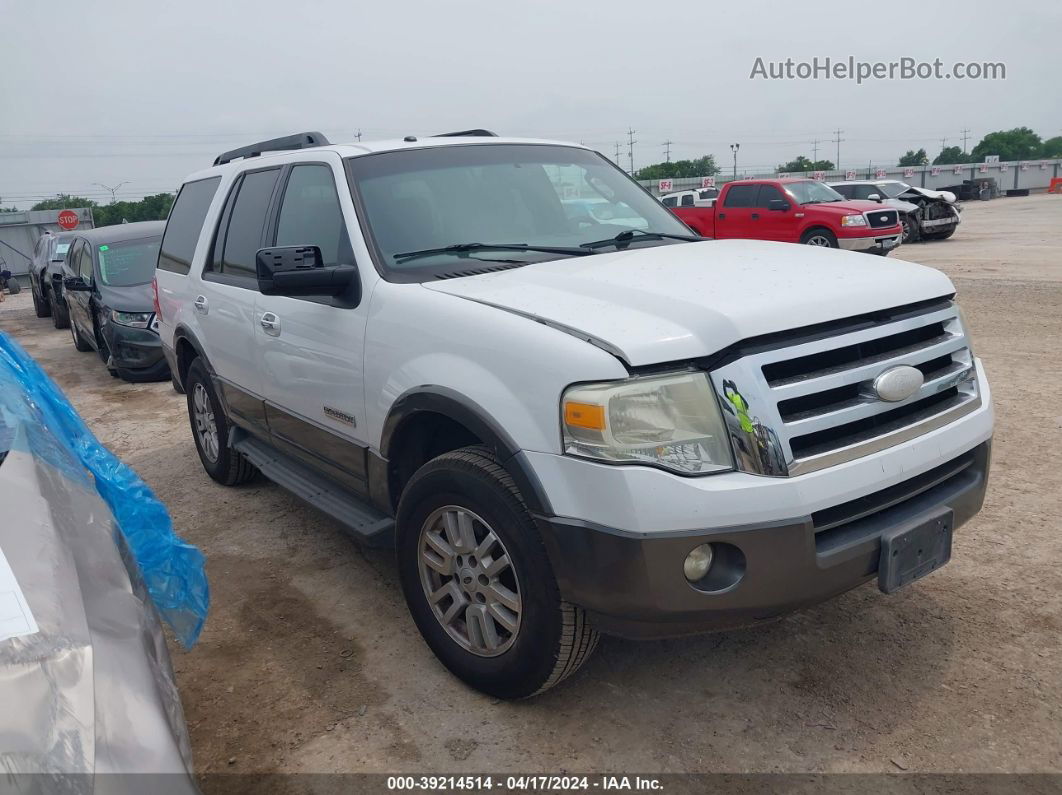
[730,143,740,179]
[93,181,129,204]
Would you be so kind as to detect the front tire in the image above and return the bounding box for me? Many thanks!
[184,357,257,486]
[801,228,838,248]
[397,446,598,699]
[70,319,92,352]
[900,214,920,244]
[50,290,70,329]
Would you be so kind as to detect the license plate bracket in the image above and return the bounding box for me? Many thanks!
[878,509,953,594]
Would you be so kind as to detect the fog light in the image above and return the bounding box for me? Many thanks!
[683,543,714,582]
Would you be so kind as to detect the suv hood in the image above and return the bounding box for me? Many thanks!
[424,240,954,366]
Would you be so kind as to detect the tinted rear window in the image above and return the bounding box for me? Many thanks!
[158,177,221,275]
[220,169,280,278]
[723,185,758,207]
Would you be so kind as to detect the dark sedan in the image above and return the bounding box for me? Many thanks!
[61,221,170,382]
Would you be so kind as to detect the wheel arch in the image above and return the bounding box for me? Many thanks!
[172,325,214,389]
[380,386,553,517]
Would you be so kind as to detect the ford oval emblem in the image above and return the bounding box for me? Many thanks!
[873,365,924,402]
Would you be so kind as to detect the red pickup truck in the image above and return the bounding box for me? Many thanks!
[670,178,903,255]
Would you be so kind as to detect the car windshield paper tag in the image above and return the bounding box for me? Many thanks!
[0,543,38,642]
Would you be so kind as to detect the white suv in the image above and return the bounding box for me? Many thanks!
[154,131,993,698]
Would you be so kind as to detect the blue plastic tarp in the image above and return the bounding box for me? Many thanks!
[0,330,208,647]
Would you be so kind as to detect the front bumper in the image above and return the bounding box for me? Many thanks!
[837,231,902,252]
[537,440,990,639]
[101,321,170,381]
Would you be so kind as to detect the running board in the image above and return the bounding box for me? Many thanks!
[231,429,395,548]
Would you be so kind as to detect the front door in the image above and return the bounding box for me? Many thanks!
[754,184,799,242]
[252,159,371,493]
[68,240,95,344]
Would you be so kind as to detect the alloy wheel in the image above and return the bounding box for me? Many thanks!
[418,506,522,657]
[192,383,220,463]
[806,235,833,247]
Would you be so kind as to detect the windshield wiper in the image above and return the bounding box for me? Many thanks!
[579,229,701,251]
[393,242,593,263]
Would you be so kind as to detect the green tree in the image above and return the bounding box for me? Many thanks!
[93,193,174,226]
[30,195,99,211]
[970,127,1042,162]
[636,155,719,180]
[776,155,834,173]
[1042,136,1062,159]
[897,149,929,167]
[933,146,968,165]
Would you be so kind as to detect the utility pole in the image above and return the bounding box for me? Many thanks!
[662,140,672,163]
[626,127,637,175]
[92,182,129,204]
[960,128,970,154]
[730,143,740,179]
[811,139,820,163]
[832,129,844,169]
[354,129,362,142]
[613,141,622,165]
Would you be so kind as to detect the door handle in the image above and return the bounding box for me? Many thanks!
[718,212,726,219]
[193,295,209,315]
[751,213,760,220]
[259,312,281,337]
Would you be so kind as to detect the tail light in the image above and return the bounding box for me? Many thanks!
[151,277,162,321]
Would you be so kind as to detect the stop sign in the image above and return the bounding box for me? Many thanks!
[57,210,79,230]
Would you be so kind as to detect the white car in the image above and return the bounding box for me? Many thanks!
[827,180,962,243]
[660,187,718,208]
[154,131,993,699]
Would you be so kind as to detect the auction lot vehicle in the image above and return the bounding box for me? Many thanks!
[660,188,719,208]
[28,231,74,322]
[62,221,170,382]
[828,180,962,243]
[156,131,993,698]
[672,178,903,254]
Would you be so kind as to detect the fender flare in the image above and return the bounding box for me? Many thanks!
[171,325,215,385]
[380,385,553,516]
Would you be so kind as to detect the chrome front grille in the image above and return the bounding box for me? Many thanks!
[710,300,981,477]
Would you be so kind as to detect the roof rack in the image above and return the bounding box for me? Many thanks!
[432,129,498,138]
[213,131,331,166]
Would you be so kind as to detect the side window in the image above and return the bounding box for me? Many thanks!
[723,185,758,208]
[756,185,787,207]
[78,244,94,280]
[218,169,281,279]
[159,177,222,275]
[274,164,350,266]
[855,185,878,200]
[680,194,695,207]
[662,196,677,207]
[832,185,854,199]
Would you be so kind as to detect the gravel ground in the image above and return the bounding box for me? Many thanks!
[1,194,1060,779]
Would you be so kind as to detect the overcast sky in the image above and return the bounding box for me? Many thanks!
[1,0,1058,207]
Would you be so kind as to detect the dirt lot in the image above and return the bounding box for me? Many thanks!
[2,194,1060,778]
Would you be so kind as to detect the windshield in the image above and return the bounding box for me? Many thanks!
[98,237,162,286]
[346,144,694,280]
[877,182,911,199]
[785,180,845,205]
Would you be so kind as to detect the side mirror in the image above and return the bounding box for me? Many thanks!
[255,246,358,301]
[867,193,883,202]
[64,276,91,291]
[767,199,790,212]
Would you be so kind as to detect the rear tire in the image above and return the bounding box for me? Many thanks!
[50,290,70,329]
[800,228,838,248]
[184,357,258,486]
[396,445,598,699]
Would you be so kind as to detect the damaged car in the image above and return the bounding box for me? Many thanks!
[827,180,962,243]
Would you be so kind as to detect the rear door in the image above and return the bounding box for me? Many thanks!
[252,158,371,492]
[714,184,758,238]
[197,166,282,432]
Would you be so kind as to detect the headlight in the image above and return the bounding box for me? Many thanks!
[561,372,734,474]
[110,310,153,328]
[840,214,867,227]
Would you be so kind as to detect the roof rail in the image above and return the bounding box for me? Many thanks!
[432,129,498,138]
[213,131,331,166]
